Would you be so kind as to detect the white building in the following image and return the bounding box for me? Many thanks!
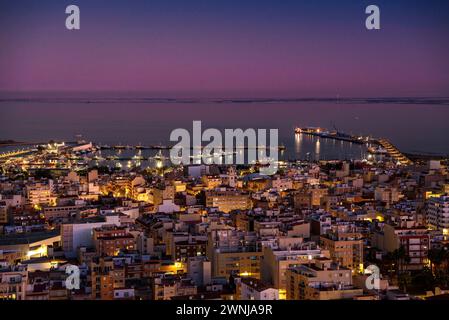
[116,206,140,220]
[240,278,279,300]
[186,165,210,179]
[375,186,399,204]
[427,195,449,232]
[61,215,120,258]
[157,199,180,213]
[271,176,293,191]
[114,288,135,300]
[187,256,212,286]
[26,181,56,207]
[0,194,25,208]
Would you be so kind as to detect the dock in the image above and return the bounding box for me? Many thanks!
[376,139,413,165]
[0,149,34,159]
[295,127,414,165]
[100,145,285,151]
[295,127,366,144]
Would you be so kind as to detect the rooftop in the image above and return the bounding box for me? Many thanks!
[0,229,60,246]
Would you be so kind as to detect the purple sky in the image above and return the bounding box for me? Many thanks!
[1,0,449,97]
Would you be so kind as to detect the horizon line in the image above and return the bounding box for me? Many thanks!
[0,94,448,106]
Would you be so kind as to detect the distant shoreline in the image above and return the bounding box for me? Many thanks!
[1,96,449,106]
[0,140,38,147]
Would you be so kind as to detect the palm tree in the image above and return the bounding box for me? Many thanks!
[393,246,410,276]
[381,251,397,283]
[398,272,412,292]
[428,247,449,288]
[434,269,449,288]
[428,248,445,273]
[411,267,435,292]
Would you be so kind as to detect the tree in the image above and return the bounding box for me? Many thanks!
[434,269,449,288]
[411,267,435,292]
[382,251,396,282]
[392,246,410,276]
[428,248,446,273]
[398,272,412,292]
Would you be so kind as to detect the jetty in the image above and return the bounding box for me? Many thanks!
[295,127,413,165]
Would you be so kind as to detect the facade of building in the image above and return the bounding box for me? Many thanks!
[207,230,262,279]
[0,265,28,300]
[320,225,363,270]
[239,277,279,300]
[61,215,120,257]
[91,258,125,300]
[261,246,329,299]
[427,195,449,232]
[0,203,7,225]
[26,182,56,207]
[286,259,362,300]
[206,190,252,213]
[93,225,136,257]
[377,224,430,270]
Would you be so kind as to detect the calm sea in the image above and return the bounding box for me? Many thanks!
[1,93,448,160]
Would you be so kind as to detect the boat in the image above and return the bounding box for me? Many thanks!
[136,144,148,150]
[368,146,388,155]
[151,144,171,150]
[132,154,144,160]
[153,150,167,161]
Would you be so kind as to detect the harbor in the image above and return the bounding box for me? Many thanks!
[1,127,446,167]
[99,144,286,151]
[295,127,367,144]
[295,126,414,165]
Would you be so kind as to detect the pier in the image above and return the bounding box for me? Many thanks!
[295,127,414,165]
[376,138,413,165]
[0,149,33,159]
[295,127,366,144]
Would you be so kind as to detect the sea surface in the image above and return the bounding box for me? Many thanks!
[1,93,448,161]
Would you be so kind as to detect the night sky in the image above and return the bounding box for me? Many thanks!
[1,0,449,97]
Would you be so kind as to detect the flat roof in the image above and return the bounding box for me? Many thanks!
[0,229,60,246]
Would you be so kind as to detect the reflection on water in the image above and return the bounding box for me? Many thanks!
[295,133,302,154]
[2,99,448,159]
[315,139,321,157]
[84,137,368,171]
[1,134,370,169]
[294,133,366,161]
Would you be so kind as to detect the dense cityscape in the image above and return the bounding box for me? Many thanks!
[1,133,449,301]
[1,0,449,312]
